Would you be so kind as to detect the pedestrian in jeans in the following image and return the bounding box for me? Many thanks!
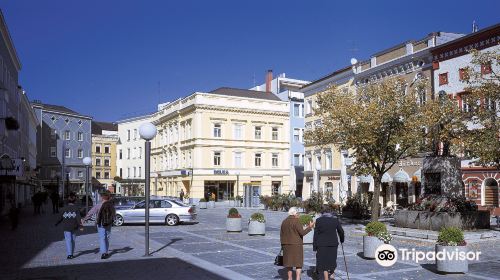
[55,193,81,259]
[82,190,116,259]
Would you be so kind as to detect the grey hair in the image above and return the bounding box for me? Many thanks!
[288,207,298,216]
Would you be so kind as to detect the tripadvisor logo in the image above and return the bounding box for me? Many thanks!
[375,244,398,267]
[375,244,482,267]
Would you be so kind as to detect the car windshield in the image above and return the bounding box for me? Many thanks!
[168,199,188,207]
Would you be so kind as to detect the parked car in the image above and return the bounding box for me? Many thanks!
[114,199,196,226]
[112,196,138,210]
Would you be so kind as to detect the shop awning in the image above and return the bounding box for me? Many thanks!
[358,175,372,183]
[393,169,410,183]
[381,173,392,183]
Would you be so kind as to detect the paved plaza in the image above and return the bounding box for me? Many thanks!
[1,205,499,280]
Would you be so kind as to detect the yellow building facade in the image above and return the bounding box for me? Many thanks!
[150,88,291,205]
[91,132,118,192]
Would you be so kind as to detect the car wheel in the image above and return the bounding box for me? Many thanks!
[114,214,124,226]
[165,214,179,226]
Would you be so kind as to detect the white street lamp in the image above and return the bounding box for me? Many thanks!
[83,157,92,215]
[139,122,157,256]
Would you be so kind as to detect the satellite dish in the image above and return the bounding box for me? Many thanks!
[350,58,358,65]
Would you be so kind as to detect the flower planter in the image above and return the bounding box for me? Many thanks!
[199,201,207,209]
[435,245,468,273]
[226,217,242,232]
[228,200,235,207]
[363,236,384,259]
[248,221,266,236]
[208,201,215,208]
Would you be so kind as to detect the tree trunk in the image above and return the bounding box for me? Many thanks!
[370,176,382,221]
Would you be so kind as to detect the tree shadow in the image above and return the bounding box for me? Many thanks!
[150,238,182,255]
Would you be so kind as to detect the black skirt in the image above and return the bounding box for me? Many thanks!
[316,246,338,272]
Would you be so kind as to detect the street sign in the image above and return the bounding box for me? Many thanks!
[0,158,24,177]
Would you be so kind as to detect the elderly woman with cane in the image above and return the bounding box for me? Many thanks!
[280,207,314,280]
[313,205,345,280]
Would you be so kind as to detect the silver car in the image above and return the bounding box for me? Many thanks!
[114,199,196,226]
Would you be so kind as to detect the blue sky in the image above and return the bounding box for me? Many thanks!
[1,0,499,121]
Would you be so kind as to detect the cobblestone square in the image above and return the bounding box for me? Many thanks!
[1,206,499,280]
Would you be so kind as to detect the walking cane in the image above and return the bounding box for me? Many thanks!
[340,242,350,280]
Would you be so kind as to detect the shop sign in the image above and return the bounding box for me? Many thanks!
[181,170,191,176]
[213,169,229,175]
[327,176,340,181]
[398,159,421,167]
[306,176,313,182]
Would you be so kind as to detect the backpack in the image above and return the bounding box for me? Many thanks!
[98,201,115,226]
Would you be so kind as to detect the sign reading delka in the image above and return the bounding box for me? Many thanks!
[214,169,229,175]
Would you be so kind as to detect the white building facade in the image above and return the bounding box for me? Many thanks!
[116,114,152,196]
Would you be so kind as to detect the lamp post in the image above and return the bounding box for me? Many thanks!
[139,122,157,257]
[83,157,92,215]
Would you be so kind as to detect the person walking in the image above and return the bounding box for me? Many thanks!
[55,193,82,259]
[280,207,314,280]
[82,190,116,259]
[8,202,20,230]
[50,191,60,214]
[180,189,185,201]
[313,205,345,280]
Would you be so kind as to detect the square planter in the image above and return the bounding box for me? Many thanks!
[208,201,215,208]
[419,211,431,230]
[199,201,207,209]
[228,200,235,207]
[430,212,446,231]
[394,210,408,228]
[226,217,242,232]
[407,211,420,229]
[248,221,266,236]
[363,236,384,259]
[435,245,468,273]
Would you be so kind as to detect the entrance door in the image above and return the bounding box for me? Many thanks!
[484,178,499,207]
[251,186,260,207]
[395,182,409,207]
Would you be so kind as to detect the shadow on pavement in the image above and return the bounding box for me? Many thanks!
[74,248,99,258]
[151,238,182,255]
[421,263,448,275]
[0,205,98,275]
[12,257,228,280]
[356,252,372,260]
[108,246,134,257]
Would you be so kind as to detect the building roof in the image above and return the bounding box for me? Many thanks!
[31,101,91,118]
[209,87,282,101]
[431,23,500,54]
[92,121,118,134]
[302,66,352,89]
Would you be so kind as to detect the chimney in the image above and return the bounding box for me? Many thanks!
[265,70,273,93]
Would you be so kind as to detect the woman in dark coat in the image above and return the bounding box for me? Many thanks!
[280,207,314,280]
[313,205,345,280]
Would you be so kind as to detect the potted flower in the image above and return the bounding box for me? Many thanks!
[228,197,235,207]
[199,198,207,209]
[209,197,216,208]
[248,212,266,236]
[436,227,468,273]
[300,214,314,244]
[235,195,243,207]
[226,208,242,232]
[363,221,387,259]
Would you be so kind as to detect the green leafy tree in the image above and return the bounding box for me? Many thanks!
[305,77,428,221]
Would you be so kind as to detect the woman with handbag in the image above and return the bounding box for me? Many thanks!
[280,207,314,280]
[313,205,345,280]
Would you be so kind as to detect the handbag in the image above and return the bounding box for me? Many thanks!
[274,247,284,266]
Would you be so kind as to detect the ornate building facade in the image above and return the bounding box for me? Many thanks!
[150,88,290,206]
